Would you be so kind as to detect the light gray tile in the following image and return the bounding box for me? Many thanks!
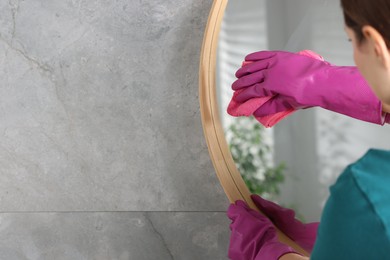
[147,212,230,260]
[0,0,229,211]
[0,212,230,260]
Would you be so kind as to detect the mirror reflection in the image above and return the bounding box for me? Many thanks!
[216,0,390,222]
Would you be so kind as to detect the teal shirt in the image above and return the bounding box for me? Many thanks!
[311,149,390,259]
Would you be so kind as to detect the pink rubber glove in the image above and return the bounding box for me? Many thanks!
[227,200,301,260]
[251,194,319,253]
[228,50,324,128]
[231,50,388,125]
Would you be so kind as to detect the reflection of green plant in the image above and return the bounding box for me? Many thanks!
[227,117,286,201]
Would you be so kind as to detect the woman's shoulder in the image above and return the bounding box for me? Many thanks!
[333,148,390,193]
[349,148,390,182]
[329,148,390,240]
[313,148,390,259]
[331,148,390,186]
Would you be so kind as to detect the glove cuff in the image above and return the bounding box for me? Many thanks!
[318,66,386,125]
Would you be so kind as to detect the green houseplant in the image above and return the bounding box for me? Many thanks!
[227,116,286,201]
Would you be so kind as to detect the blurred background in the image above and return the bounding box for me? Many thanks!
[217,0,390,222]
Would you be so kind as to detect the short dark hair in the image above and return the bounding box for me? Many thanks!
[341,0,390,48]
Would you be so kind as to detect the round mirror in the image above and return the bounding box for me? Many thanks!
[199,0,390,255]
[216,0,356,223]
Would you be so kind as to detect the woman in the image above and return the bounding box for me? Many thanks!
[227,0,390,259]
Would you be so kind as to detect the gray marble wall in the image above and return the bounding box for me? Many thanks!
[0,0,231,259]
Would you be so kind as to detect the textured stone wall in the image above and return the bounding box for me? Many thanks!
[0,0,230,259]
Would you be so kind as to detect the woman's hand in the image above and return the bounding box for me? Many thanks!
[251,194,318,253]
[227,200,302,260]
[230,50,387,125]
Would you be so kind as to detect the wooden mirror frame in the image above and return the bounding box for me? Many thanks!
[198,0,309,256]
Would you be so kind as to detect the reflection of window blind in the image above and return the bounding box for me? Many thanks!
[309,3,356,190]
[216,0,358,221]
[217,0,390,221]
[216,0,268,131]
[309,2,390,201]
[310,2,354,66]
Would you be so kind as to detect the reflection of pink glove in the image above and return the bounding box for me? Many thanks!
[230,50,388,125]
[228,50,323,127]
[227,200,301,260]
[251,194,318,253]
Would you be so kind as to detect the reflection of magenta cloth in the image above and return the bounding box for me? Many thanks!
[227,50,325,128]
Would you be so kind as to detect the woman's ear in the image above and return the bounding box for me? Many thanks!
[362,25,390,69]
